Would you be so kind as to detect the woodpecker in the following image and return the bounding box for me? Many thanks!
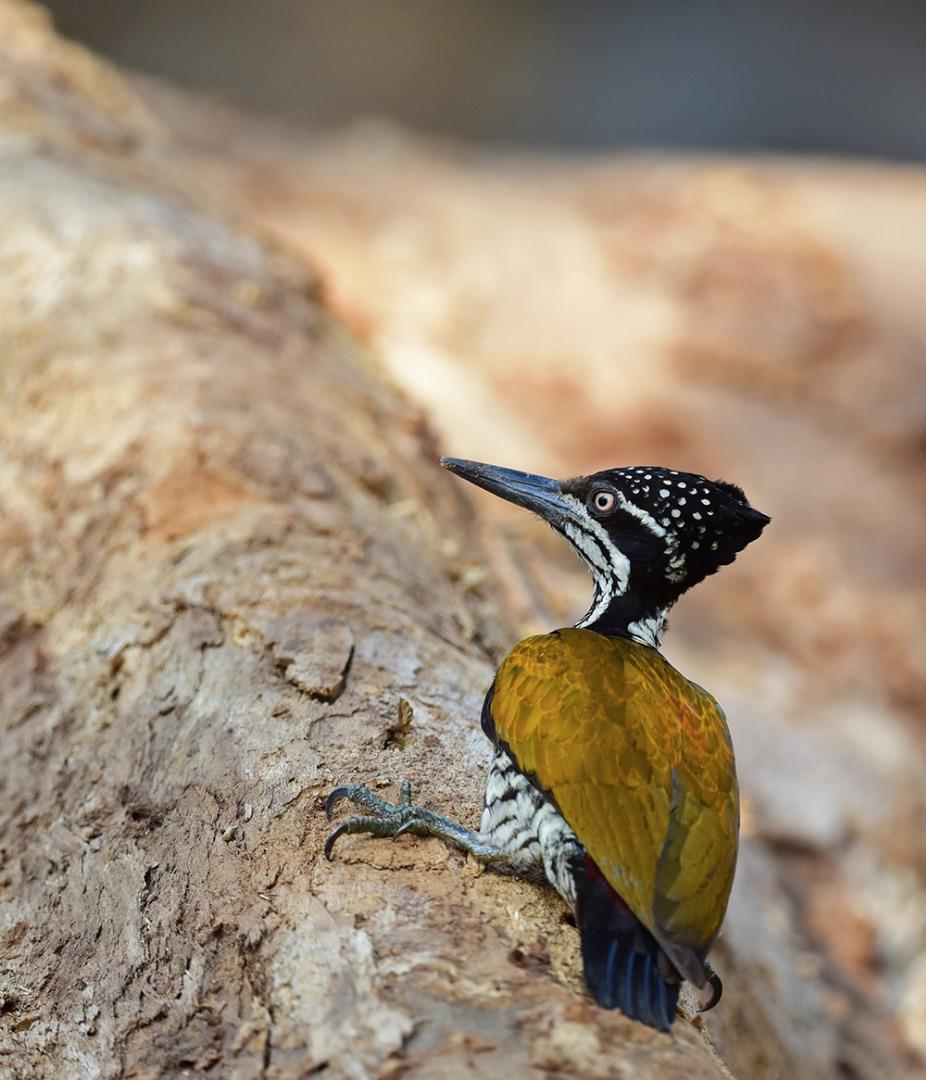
[326,457,769,1030]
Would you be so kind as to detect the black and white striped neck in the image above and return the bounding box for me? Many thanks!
[575,586,668,649]
[555,496,669,650]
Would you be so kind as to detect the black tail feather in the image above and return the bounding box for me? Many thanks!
[574,856,680,1031]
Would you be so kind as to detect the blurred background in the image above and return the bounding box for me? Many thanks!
[40,0,926,158]
[35,2,926,1075]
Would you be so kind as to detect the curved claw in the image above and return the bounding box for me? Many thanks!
[319,816,345,859]
[699,967,723,1013]
[326,786,355,821]
[393,816,416,838]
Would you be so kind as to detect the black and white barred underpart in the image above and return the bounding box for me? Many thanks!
[480,748,583,904]
[479,747,681,1029]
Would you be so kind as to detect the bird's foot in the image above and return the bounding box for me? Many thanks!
[324,780,504,862]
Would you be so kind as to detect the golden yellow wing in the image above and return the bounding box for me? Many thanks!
[490,628,739,979]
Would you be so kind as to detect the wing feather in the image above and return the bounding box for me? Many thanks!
[491,628,739,971]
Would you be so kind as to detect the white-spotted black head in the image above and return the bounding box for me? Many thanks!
[442,457,770,647]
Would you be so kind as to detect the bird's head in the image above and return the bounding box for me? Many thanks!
[442,457,770,647]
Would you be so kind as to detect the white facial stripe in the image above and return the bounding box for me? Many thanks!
[556,492,671,645]
[612,490,667,539]
[560,494,631,593]
[563,521,609,574]
[563,524,616,629]
[575,584,612,629]
[553,494,629,631]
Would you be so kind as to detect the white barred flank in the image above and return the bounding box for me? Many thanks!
[481,748,583,906]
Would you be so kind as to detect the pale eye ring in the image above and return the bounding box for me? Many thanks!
[592,489,616,514]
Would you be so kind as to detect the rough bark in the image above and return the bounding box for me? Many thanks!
[1,4,924,1079]
[0,5,735,1077]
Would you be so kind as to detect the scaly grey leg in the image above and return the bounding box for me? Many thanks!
[324,780,506,862]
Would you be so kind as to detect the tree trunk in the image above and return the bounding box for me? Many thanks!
[0,5,916,1079]
[0,6,701,1077]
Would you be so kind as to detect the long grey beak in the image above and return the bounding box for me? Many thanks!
[441,456,576,527]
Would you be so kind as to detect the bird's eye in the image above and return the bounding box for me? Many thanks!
[591,489,616,514]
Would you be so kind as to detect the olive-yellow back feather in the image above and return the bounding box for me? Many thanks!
[490,627,739,983]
